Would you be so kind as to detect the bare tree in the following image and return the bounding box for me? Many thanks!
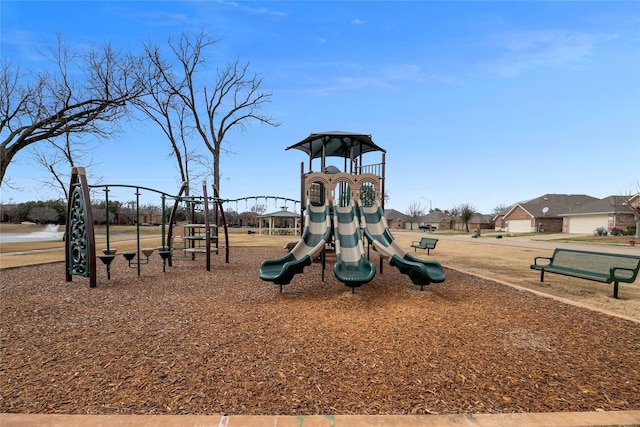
[0,35,147,185]
[459,203,476,232]
[139,203,160,225]
[28,206,59,224]
[623,189,640,239]
[30,131,103,200]
[491,203,512,217]
[136,43,202,188]
[140,31,280,194]
[239,203,267,227]
[628,201,640,239]
[250,204,267,215]
[224,207,239,226]
[0,201,18,223]
[405,202,425,231]
[91,206,107,225]
[447,206,461,217]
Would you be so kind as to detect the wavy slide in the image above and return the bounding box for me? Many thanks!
[360,200,446,291]
[259,201,332,291]
[332,200,375,291]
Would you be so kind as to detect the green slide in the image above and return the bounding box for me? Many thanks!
[360,200,445,291]
[259,201,332,290]
[332,200,375,292]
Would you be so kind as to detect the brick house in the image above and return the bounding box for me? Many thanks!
[383,209,408,229]
[387,210,455,231]
[503,194,599,233]
[493,212,507,231]
[419,211,454,231]
[561,195,637,234]
[452,213,494,232]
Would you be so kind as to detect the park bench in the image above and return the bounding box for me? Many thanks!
[530,248,640,298]
[411,237,438,255]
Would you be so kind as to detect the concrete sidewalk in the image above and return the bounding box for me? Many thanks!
[2,411,640,426]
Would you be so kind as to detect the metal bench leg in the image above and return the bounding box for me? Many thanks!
[540,270,545,282]
[613,281,619,299]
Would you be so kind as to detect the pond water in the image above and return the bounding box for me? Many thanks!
[0,224,65,243]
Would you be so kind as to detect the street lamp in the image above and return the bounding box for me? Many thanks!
[421,197,432,212]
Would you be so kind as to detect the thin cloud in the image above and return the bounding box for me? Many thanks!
[217,0,287,18]
[380,64,426,83]
[1,30,47,61]
[2,30,101,64]
[351,18,365,25]
[291,62,457,96]
[105,6,192,27]
[478,30,617,77]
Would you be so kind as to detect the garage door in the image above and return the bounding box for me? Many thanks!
[507,219,533,233]
[566,215,607,234]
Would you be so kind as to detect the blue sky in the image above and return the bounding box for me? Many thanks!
[1,1,639,214]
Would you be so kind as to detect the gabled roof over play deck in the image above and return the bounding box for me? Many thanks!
[286,130,387,210]
[286,131,386,159]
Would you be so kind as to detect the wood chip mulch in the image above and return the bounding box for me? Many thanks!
[1,246,638,415]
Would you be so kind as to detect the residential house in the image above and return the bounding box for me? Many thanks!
[389,210,454,231]
[627,193,640,237]
[418,211,454,231]
[561,195,636,234]
[452,213,494,232]
[503,194,599,233]
[383,209,408,229]
[493,212,506,232]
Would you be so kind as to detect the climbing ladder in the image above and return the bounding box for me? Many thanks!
[167,181,227,271]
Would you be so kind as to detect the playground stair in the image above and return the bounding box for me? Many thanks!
[172,223,219,256]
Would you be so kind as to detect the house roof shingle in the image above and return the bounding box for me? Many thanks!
[506,194,599,218]
[417,211,450,223]
[384,209,409,221]
[561,195,634,216]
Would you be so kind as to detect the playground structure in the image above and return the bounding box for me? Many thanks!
[259,131,446,292]
[65,168,228,287]
[65,167,302,287]
[166,181,227,270]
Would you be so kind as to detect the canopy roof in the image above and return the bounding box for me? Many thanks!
[258,208,300,219]
[285,131,385,159]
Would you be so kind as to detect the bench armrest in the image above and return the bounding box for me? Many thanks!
[611,266,637,281]
[411,241,419,245]
[533,256,552,266]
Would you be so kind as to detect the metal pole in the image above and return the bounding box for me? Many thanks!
[421,197,432,212]
[381,152,386,211]
[161,194,166,249]
[135,188,141,276]
[104,187,110,253]
[300,161,305,236]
